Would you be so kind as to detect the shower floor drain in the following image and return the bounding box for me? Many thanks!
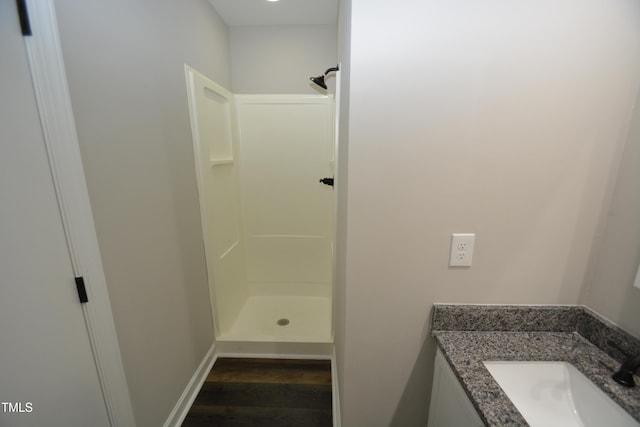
[276,318,290,326]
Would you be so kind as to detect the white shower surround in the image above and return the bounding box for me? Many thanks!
[186,68,334,346]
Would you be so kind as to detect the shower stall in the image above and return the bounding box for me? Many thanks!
[185,66,335,349]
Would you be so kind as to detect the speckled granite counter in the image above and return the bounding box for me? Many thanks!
[431,305,640,426]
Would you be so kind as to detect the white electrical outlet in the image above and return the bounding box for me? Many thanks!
[449,233,475,267]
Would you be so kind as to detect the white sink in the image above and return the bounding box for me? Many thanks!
[483,361,639,427]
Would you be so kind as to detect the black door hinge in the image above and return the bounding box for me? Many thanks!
[75,277,89,303]
[16,0,32,36]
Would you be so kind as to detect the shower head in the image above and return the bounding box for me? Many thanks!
[310,65,339,90]
[310,75,328,90]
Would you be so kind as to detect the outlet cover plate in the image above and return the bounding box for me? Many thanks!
[449,233,475,267]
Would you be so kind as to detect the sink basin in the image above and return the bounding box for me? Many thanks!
[483,361,639,427]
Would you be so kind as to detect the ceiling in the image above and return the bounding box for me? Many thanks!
[208,0,338,26]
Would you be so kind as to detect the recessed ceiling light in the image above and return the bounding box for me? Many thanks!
[266,0,279,2]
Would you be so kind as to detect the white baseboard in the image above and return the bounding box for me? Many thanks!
[215,340,333,357]
[163,342,217,427]
[331,349,341,427]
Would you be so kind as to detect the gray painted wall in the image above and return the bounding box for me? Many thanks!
[230,25,337,94]
[336,0,640,425]
[54,1,230,425]
[582,86,640,338]
[334,0,351,422]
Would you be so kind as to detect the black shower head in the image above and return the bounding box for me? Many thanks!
[310,75,328,90]
[310,65,339,90]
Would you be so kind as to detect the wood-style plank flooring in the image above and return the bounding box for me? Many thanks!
[182,358,332,427]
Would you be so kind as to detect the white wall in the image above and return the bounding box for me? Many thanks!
[582,87,640,338]
[54,1,231,426]
[230,25,337,94]
[334,0,351,421]
[337,0,640,425]
[236,96,335,297]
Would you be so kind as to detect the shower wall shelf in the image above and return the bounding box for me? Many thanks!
[211,158,234,167]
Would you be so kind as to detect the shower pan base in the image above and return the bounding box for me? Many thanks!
[218,295,332,343]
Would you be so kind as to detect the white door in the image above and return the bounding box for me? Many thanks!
[0,3,110,426]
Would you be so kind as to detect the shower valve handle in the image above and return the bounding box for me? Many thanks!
[319,177,334,187]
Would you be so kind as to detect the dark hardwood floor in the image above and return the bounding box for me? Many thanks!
[182,358,332,427]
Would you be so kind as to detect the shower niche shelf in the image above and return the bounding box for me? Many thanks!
[210,158,234,167]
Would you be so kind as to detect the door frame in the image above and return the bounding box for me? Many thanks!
[22,1,135,425]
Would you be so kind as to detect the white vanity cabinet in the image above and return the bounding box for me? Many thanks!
[428,346,485,427]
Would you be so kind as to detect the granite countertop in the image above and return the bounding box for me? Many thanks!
[431,305,640,426]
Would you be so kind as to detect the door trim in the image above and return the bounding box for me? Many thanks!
[23,1,135,425]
